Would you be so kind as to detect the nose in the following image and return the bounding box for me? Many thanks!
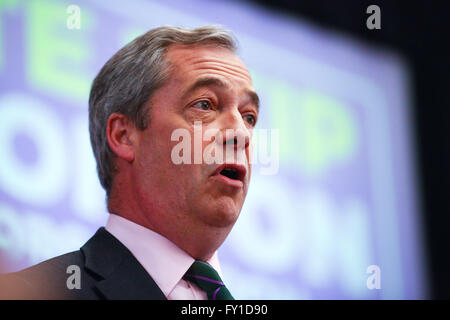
[220,109,251,150]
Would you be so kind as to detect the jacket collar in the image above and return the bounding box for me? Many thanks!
[81,227,167,300]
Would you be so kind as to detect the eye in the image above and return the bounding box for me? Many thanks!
[192,100,211,111]
[243,114,257,126]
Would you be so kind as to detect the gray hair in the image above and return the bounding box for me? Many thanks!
[89,25,237,196]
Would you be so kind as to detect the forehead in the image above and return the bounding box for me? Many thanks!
[164,44,253,88]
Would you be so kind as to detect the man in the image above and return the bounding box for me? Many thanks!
[0,25,259,299]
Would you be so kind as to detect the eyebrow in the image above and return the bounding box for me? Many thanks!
[182,76,260,112]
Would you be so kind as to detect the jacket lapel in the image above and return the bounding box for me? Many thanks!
[81,227,167,300]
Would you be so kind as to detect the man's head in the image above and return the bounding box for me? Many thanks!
[89,26,259,260]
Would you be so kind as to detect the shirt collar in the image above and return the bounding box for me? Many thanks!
[105,213,222,297]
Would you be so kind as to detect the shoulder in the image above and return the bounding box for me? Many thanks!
[0,250,91,299]
[0,227,166,300]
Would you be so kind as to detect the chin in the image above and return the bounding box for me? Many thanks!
[201,197,242,228]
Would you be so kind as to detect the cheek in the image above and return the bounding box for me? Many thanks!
[146,125,203,185]
[146,118,181,162]
[135,126,176,186]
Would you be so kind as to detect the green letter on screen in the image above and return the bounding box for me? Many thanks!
[27,0,93,103]
[298,91,358,175]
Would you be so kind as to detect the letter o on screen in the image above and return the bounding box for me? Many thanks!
[0,93,67,206]
[228,175,298,272]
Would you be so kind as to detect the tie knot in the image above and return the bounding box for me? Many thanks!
[183,260,234,300]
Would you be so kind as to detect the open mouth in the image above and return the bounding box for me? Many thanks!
[220,168,240,180]
[212,164,246,186]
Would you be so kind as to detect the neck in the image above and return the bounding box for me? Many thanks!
[107,180,230,261]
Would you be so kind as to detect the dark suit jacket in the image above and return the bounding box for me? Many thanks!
[0,227,167,299]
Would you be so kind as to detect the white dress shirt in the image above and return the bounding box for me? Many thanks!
[105,213,223,300]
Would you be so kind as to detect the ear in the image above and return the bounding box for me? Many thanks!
[106,113,138,163]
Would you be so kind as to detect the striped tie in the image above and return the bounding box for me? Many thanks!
[183,260,234,300]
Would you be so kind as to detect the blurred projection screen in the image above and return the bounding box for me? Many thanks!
[0,0,427,299]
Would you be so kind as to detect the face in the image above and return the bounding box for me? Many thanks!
[131,44,258,249]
